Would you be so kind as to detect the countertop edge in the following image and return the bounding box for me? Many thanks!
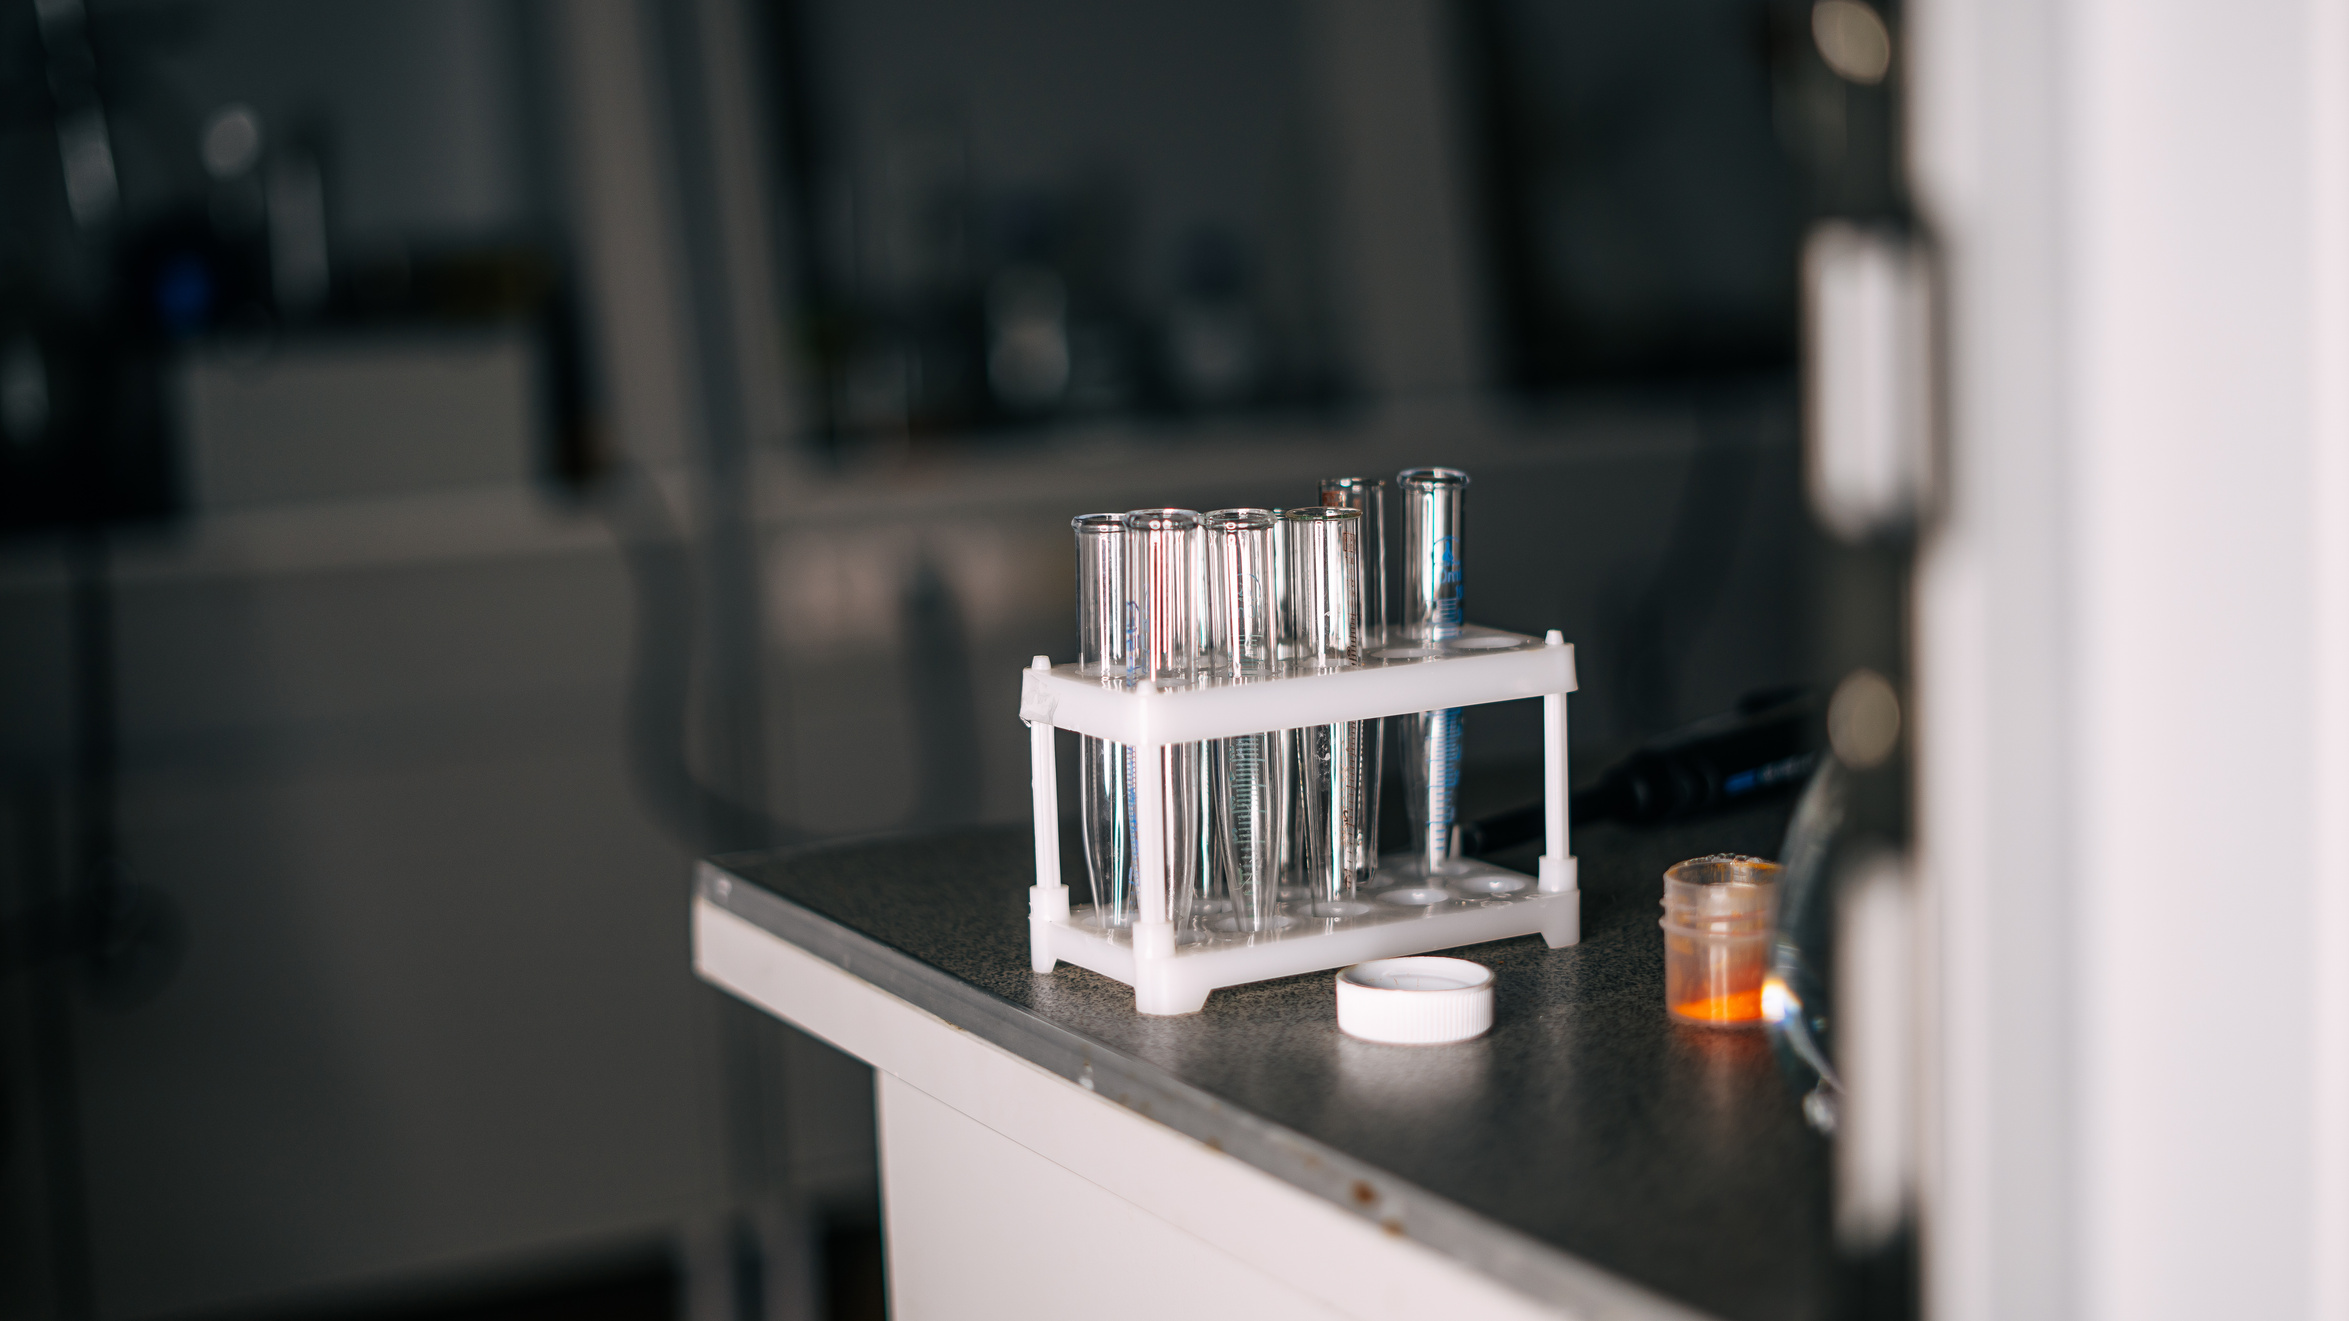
[696,859,1717,1321]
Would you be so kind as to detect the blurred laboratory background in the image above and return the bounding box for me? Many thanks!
[0,0,1841,1318]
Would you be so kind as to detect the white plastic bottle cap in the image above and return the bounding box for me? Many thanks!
[1336,957,1494,1044]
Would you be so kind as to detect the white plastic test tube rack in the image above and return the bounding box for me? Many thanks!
[1022,625,1580,1015]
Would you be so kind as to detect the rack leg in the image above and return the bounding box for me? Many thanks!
[1135,974,1210,1016]
[1026,657,1068,973]
[1130,917,1201,1014]
[1129,727,1184,1010]
[1540,632,1580,946]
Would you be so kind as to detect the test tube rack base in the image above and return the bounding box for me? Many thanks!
[1021,626,1580,1016]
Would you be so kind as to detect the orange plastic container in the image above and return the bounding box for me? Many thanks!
[1660,854,1781,1027]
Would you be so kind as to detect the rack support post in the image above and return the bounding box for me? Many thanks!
[1539,630,1581,947]
[1027,656,1068,973]
[1129,711,1184,1009]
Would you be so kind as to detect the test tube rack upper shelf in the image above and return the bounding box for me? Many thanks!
[1021,624,1581,1015]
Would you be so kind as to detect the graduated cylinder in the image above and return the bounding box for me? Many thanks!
[1202,510,1284,934]
[1281,506,1373,910]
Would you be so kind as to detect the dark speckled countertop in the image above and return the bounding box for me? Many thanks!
[699,804,1832,1321]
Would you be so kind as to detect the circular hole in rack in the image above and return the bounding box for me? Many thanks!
[1446,636,1525,650]
[1210,913,1298,933]
[1376,887,1456,907]
[1448,874,1529,895]
[1298,899,1374,919]
[1373,646,1443,660]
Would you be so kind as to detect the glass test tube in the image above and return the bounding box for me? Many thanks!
[1124,509,1201,929]
[1203,510,1281,932]
[1189,520,1218,916]
[1400,468,1469,875]
[1319,477,1388,872]
[1319,477,1390,634]
[1281,506,1371,908]
[1073,514,1135,926]
[1266,511,1304,899]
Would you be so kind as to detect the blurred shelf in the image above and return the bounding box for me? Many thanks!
[0,386,1793,589]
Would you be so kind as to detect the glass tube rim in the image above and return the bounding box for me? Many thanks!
[1396,467,1471,490]
[1202,507,1277,530]
[1124,507,1200,531]
[1319,475,1384,498]
[1278,505,1361,525]
[1074,511,1126,534]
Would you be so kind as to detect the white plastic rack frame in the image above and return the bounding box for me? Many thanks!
[1021,625,1580,1015]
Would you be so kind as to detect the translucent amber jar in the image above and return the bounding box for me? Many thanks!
[1661,854,1781,1026]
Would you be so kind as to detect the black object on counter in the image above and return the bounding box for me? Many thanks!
[1462,686,1820,855]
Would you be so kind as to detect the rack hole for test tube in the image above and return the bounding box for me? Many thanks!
[1450,875,1529,895]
